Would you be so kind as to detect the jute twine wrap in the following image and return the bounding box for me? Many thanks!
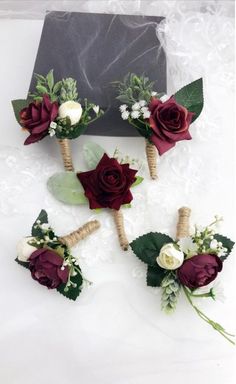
[113,210,129,251]
[59,220,100,248]
[58,139,74,171]
[145,141,158,180]
[176,207,191,240]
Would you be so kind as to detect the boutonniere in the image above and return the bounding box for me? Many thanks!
[47,142,143,250]
[12,69,104,171]
[115,74,203,179]
[16,209,100,300]
[130,207,235,344]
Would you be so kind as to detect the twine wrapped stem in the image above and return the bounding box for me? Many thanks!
[176,207,191,240]
[113,209,129,251]
[59,220,100,248]
[145,140,158,180]
[58,138,74,171]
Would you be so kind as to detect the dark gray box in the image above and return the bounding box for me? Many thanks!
[29,11,166,136]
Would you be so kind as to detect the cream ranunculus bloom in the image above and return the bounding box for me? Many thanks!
[58,101,83,125]
[156,243,184,270]
[17,237,37,262]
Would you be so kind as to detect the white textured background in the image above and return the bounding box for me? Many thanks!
[0,1,235,383]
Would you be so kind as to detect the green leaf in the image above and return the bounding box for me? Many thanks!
[34,73,46,83]
[146,265,165,287]
[131,176,144,188]
[130,232,174,266]
[36,85,48,94]
[31,209,48,237]
[11,99,29,125]
[83,141,106,169]
[174,78,203,122]
[214,234,235,261]
[55,123,88,140]
[122,203,131,208]
[57,272,83,301]
[128,118,152,139]
[46,69,54,91]
[53,81,62,94]
[47,172,87,205]
[15,258,30,269]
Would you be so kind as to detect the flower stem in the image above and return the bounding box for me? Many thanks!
[183,286,235,345]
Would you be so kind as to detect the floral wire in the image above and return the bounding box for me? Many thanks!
[183,286,235,344]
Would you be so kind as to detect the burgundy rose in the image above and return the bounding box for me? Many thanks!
[77,153,137,210]
[148,97,194,155]
[20,94,58,145]
[177,254,223,289]
[29,248,69,289]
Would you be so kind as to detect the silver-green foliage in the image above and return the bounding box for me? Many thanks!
[161,272,181,313]
[115,73,158,106]
[59,77,78,103]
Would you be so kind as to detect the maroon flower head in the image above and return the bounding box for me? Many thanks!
[148,97,194,155]
[20,94,58,145]
[177,253,223,290]
[77,153,137,210]
[29,248,69,289]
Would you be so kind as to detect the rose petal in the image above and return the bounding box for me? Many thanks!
[57,266,69,283]
[31,121,50,134]
[150,134,176,155]
[24,132,47,145]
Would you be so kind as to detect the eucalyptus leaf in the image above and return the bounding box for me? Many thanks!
[131,176,144,188]
[123,203,132,208]
[83,141,106,169]
[47,172,87,205]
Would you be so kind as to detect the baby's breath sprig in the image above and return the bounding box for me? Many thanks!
[192,215,227,256]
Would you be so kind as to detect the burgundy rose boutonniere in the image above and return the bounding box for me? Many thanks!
[148,96,194,155]
[20,94,58,145]
[116,74,203,179]
[130,207,235,344]
[12,69,104,171]
[47,143,144,251]
[16,209,100,300]
[77,153,137,210]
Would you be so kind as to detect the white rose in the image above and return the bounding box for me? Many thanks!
[59,101,83,125]
[156,243,184,270]
[17,237,37,262]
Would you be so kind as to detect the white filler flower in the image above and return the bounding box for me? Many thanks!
[178,236,198,256]
[17,237,37,262]
[132,102,140,111]
[157,243,184,270]
[139,100,146,107]
[121,110,130,120]
[119,104,128,112]
[59,101,83,125]
[131,110,140,119]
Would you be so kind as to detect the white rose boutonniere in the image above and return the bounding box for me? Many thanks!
[59,101,83,125]
[17,237,37,262]
[156,243,184,270]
